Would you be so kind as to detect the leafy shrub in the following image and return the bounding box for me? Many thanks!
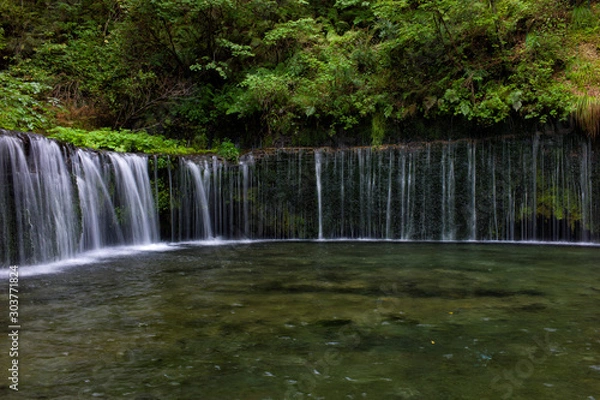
[214,138,240,162]
[0,73,53,131]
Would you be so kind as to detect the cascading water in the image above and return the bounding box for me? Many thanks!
[177,160,214,240]
[315,150,324,240]
[1,131,599,267]
[72,149,124,250]
[241,157,252,237]
[0,135,78,265]
[108,153,159,244]
[172,135,598,242]
[0,132,159,266]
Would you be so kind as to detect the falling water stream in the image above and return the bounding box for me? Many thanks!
[1,130,599,399]
[315,150,324,240]
[1,131,599,266]
[0,133,159,266]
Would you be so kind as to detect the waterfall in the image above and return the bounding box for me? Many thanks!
[385,151,394,239]
[468,143,477,240]
[441,143,456,240]
[108,153,158,244]
[1,131,599,267]
[178,160,214,240]
[200,136,595,242]
[241,157,252,237]
[73,150,124,250]
[0,135,78,265]
[315,150,323,240]
[0,132,159,266]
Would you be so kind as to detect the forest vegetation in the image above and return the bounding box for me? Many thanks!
[1,0,600,151]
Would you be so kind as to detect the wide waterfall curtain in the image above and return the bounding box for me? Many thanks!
[1,132,598,267]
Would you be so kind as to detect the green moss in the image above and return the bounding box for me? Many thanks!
[48,127,206,155]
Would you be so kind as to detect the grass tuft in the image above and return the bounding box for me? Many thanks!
[573,95,600,138]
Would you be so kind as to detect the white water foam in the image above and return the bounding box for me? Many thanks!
[7,243,176,277]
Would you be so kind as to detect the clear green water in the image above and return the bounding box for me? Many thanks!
[2,242,600,399]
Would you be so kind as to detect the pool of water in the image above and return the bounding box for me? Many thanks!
[2,242,600,399]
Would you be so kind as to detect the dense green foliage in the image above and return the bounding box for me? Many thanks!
[1,0,600,146]
[0,72,53,131]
